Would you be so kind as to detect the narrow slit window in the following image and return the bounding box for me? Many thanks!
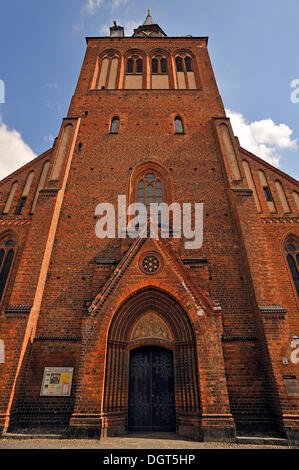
[0,249,4,269]
[161,59,167,74]
[110,117,119,134]
[176,57,183,72]
[0,249,14,302]
[137,181,145,204]
[175,117,184,134]
[136,59,143,73]
[285,241,299,296]
[152,58,158,74]
[16,196,27,215]
[287,254,299,296]
[263,186,272,202]
[127,59,134,74]
[185,57,192,72]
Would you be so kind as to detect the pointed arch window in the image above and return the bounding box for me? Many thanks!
[136,58,143,73]
[0,237,16,303]
[3,181,18,215]
[152,58,158,74]
[152,55,168,74]
[110,117,119,134]
[175,52,196,89]
[176,57,183,72]
[97,52,120,90]
[137,173,164,208]
[175,116,184,134]
[286,240,299,296]
[126,55,143,74]
[127,58,134,74]
[176,54,193,73]
[185,56,193,72]
[16,170,34,215]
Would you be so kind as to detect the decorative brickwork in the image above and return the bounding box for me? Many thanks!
[0,13,299,443]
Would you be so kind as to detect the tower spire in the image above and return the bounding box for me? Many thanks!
[133,8,167,37]
[143,8,154,26]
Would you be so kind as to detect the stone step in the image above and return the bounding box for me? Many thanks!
[236,436,290,447]
[2,432,66,440]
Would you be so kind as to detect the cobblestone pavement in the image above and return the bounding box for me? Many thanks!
[0,433,294,449]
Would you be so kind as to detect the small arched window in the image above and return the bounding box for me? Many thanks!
[136,59,143,73]
[126,55,143,74]
[175,53,196,90]
[175,117,184,134]
[161,59,167,74]
[0,237,16,303]
[176,57,183,72]
[152,58,158,74]
[110,117,119,134]
[127,58,134,74]
[286,240,299,296]
[185,57,192,72]
[152,55,168,74]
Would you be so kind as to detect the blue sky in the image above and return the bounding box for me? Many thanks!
[0,0,298,180]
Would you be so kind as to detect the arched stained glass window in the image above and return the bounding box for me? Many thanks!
[0,249,4,267]
[137,173,164,209]
[137,181,145,204]
[156,181,163,204]
[0,246,15,302]
[286,240,299,296]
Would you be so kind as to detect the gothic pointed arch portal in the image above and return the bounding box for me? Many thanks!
[103,287,201,435]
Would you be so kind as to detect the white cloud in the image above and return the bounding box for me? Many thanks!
[0,116,36,181]
[98,23,110,35]
[81,0,105,15]
[43,134,55,145]
[122,19,140,36]
[226,109,298,167]
[45,83,58,89]
[109,0,128,12]
[75,0,132,31]
[80,0,128,16]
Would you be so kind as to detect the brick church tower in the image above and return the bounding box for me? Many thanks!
[0,11,299,443]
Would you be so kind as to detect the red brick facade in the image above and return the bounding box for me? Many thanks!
[0,17,299,442]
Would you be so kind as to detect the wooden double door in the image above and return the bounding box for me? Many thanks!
[128,346,176,432]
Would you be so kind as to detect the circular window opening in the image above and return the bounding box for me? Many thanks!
[139,253,163,275]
